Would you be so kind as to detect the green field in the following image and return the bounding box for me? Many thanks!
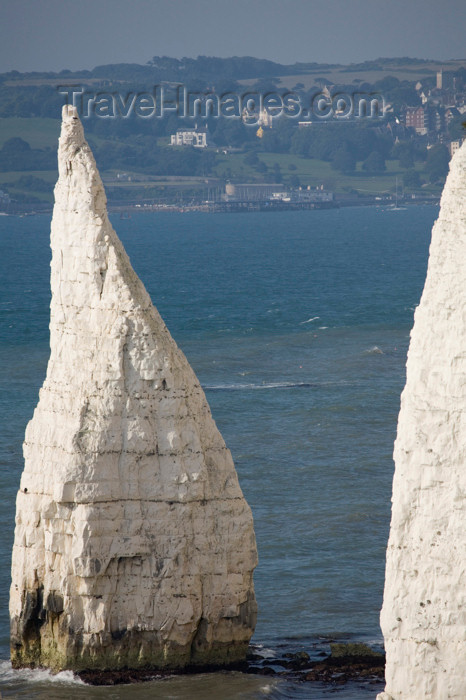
[213,151,432,195]
[0,117,107,150]
[239,59,466,90]
[0,118,60,148]
[0,170,57,183]
[0,117,439,203]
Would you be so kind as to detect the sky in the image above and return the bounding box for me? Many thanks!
[1,0,465,73]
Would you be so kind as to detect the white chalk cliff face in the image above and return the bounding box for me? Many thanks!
[377,142,466,699]
[10,106,257,672]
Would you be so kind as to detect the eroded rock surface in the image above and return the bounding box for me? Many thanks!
[377,142,466,698]
[10,106,257,673]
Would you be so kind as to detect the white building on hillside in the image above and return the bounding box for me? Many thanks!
[170,126,210,148]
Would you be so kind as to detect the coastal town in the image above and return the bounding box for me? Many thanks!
[0,58,465,214]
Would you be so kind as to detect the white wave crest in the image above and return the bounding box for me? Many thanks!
[0,659,85,685]
[204,381,315,391]
[365,346,384,355]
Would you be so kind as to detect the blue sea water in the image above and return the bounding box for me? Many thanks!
[0,206,436,698]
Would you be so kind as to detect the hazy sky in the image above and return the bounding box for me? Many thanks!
[1,0,465,73]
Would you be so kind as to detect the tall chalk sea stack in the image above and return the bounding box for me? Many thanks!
[10,106,257,674]
[378,142,466,699]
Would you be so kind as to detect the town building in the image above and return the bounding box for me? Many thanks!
[223,183,333,203]
[241,108,273,127]
[405,106,428,135]
[170,125,210,148]
[431,108,443,133]
[224,183,282,201]
[445,107,460,125]
[450,139,463,157]
[271,187,334,203]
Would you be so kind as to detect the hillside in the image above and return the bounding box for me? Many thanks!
[0,56,464,210]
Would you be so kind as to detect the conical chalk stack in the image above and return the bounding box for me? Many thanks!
[10,106,257,674]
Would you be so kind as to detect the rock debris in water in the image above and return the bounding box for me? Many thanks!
[9,106,258,673]
[377,142,466,698]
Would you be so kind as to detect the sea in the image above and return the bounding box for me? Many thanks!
[0,205,436,699]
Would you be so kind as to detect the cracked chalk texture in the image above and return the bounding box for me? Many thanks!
[10,106,258,673]
[377,141,466,699]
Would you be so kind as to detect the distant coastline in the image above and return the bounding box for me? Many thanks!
[2,195,440,216]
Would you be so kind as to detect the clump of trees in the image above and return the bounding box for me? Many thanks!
[0,137,56,171]
[403,169,422,188]
[362,151,386,172]
[425,144,449,183]
[331,147,356,173]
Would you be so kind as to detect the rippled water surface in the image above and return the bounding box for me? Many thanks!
[0,206,436,698]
